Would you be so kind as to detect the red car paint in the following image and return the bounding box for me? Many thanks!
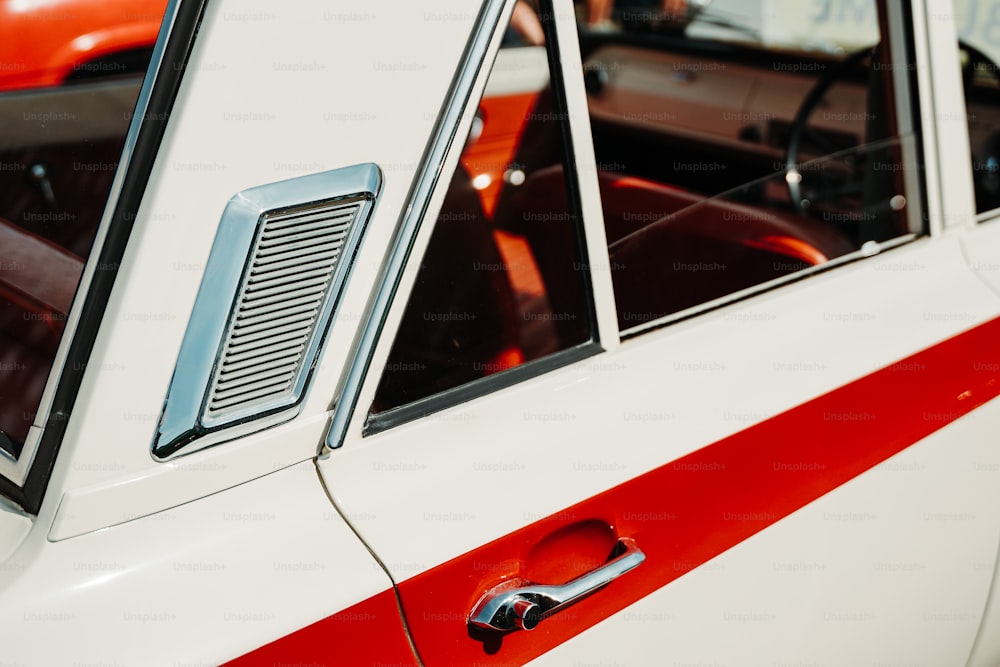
[0,0,167,92]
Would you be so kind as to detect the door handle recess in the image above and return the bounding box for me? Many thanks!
[468,537,645,633]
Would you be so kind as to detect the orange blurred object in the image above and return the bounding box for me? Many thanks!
[460,92,539,216]
[0,0,167,92]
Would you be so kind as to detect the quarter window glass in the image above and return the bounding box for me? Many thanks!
[577,0,919,331]
[0,2,167,458]
[369,4,592,418]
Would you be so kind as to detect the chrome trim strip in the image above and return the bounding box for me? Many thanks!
[365,343,602,436]
[976,208,1000,224]
[323,0,509,451]
[0,0,182,488]
[884,1,924,237]
[153,164,381,461]
[620,233,920,339]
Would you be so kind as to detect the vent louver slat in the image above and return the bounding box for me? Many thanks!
[203,200,361,422]
[238,292,328,319]
[258,225,351,251]
[210,380,297,411]
[219,352,302,379]
[251,247,342,274]
[241,280,328,307]
[255,237,347,264]
[244,266,334,295]
[213,364,298,397]
[246,256,340,283]
[222,339,306,367]
[234,301,321,331]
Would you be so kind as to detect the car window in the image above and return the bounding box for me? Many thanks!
[575,0,921,332]
[950,0,1000,215]
[601,0,880,52]
[367,2,594,427]
[0,2,167,462]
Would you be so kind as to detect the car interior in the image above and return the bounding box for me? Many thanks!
[0,78,143,455]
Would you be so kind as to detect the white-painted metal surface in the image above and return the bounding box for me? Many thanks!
[1,462,394,665]
[45,0,478,538]
[3,0,1000,664]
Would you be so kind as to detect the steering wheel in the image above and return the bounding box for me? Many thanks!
[784,46,874,216]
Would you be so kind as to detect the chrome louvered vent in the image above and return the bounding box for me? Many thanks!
[204,203,359,422]
[152,164,381,461]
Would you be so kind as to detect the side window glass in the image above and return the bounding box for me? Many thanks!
[0,2,167,458]
[576,0,920,331]
[369,2,593,422]
[953,0,1000,214]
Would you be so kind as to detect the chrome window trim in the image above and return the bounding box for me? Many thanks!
[153,164,381,461]
[885,0,925,238]
[323,0,510,452]
[0,0,182,489]
[977,209,1000,223]
[365,343,603,435]
[620,234,919,339]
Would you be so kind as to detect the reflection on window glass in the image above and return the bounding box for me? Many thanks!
[952,0,1000,214]
[0,0,167,457]
[576,0,919,330]
[370,4,592,418]
[578,0,879,52]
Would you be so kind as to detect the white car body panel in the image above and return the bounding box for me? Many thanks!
[1,0,1000,664]
[1,462,394,665]
[46,0,477,540]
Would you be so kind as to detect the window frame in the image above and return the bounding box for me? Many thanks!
[0,0,206,513]
[324,0,608,447]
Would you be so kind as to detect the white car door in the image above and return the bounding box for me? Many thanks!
[315,0,1000,665]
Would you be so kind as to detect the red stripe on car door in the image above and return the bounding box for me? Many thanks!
[224,317,1000,666]
[397,316,1000,665]
[225,588,417,667]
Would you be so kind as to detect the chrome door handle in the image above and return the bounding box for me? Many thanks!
[468,538,645,633]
